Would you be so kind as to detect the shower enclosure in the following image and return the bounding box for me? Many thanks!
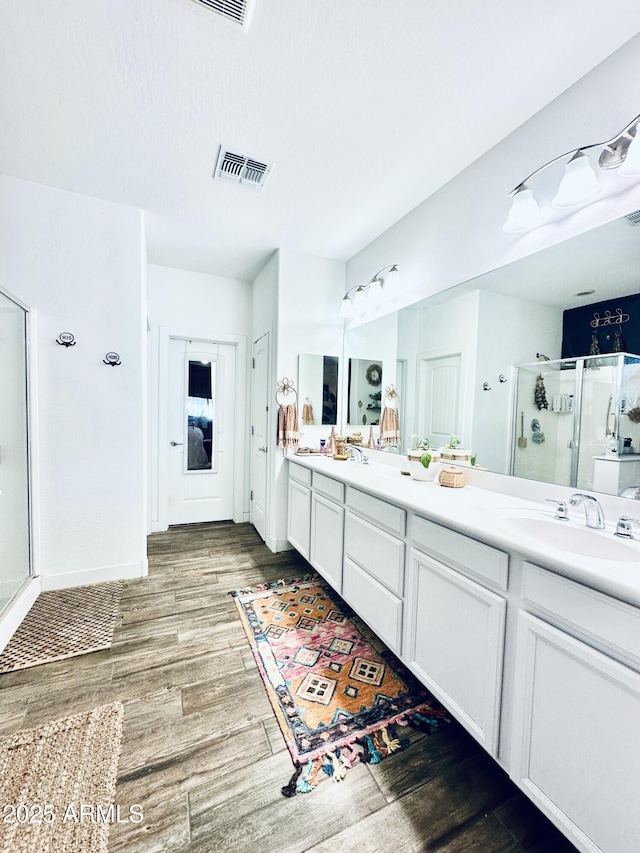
[0,290,31,616]
[511,353,640,494]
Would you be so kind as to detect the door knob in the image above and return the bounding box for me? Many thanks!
[258,446,267,453]
[170,440,183,446]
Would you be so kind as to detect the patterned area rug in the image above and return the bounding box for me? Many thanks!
[231,574,449,796]
[0,702,125,853]
[0,582,123,673]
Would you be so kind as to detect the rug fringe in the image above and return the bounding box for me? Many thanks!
[229,573,319,598]
[281,763,303,797]
[280,708,451,796]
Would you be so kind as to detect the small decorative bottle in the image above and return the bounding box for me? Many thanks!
[367,426,376,449]
[327,426,336,455]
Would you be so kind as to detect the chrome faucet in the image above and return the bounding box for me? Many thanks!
[569,493,605,529]
[349,446,369,464]
[615,516,640,538]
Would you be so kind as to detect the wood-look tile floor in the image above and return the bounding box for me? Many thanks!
[0,522,577,853]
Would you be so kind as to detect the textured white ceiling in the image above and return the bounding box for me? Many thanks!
[2,1,640,282]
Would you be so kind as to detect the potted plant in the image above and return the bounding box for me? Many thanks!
[407,435,440,481]
[442,434,471,462]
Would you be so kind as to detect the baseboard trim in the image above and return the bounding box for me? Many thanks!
[150,520,167,533]
[40,561,146,591]
[0,577,41,654]
[266,535,293,554]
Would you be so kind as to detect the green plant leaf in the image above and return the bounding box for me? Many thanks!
[420,452,432,468]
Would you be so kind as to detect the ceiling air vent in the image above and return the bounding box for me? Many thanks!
[190,0,255,32]
[624,210,640,226]
[213,146,273,191]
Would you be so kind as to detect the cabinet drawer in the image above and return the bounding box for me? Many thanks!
[310,494,344,593]
[346,487,406,537]
[313,471,344,503]
[342,556,402,654]
[411,515,508,591]
[289,462,311,486]
[345,511,405,596]
[522,562,640,667]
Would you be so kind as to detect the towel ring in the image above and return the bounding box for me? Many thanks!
[384,384,399,404]
[276,377,298,406]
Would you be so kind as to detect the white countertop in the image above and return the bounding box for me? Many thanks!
[289,454,640,609]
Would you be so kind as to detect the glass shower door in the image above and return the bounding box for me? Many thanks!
[0,291,30,615]
[511,359,578,487]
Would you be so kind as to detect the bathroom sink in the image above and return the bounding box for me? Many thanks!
[489,510,640,562]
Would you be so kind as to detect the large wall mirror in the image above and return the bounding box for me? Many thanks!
[343,212,640,499]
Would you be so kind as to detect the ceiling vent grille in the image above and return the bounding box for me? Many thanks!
[624,210,640,226]
[190,0,255,32]
[213,146,273,190]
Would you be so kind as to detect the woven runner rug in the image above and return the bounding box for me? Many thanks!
[231,574,449,796]
[0,702,124,853]
[0,582,123,674]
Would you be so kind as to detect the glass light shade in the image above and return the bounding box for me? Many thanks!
[338,294,353,318]
[503,186,542,233]
[619,129,640,177]
[384,266,401,302]
[351,286,367,315]
[552,153,601,209]
[368,278,385,309]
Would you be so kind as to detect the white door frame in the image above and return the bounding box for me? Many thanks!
[250,330,270,542]
[154,326,248,532]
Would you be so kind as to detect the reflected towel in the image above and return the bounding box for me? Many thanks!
[302,402,314,425]
[379,406,400,446]
[277,403,299,452]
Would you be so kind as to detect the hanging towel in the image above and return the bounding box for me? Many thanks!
[277,403,299,453]
[302,400,314,425]
[534,375,549,411]
[378,406,400,446]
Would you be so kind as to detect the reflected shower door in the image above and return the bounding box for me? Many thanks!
[0,291,30,615]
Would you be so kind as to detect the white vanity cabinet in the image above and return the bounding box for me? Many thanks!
[342,487,406,654]
[285,458,640,853]
[511,563,640,853]
[287,465,312,559]
[404,516,508,756]
[309,473,345,592]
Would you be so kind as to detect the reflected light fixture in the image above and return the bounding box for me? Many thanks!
[338,264,400,319]
[504,112,640,233]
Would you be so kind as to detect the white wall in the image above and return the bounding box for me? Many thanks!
[147,264,252,530]
[346,35,640,310]
[0,174,147,587]
[473,290,562,473]
[256,249,345,552]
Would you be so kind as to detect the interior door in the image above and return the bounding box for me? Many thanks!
[0,292,30,614]
[418,353,461,446]
[250,332,269,541]
[168,339,235,525]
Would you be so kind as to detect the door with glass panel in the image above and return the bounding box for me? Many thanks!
[0,291,31,615]
[168,339,236,525]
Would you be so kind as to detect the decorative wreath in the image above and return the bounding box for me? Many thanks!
[366,363,382,386]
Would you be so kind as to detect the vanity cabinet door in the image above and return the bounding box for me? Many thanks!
[310,493,344,592]
[287,479,311,559]
[404,548,506,756]
[511,611,640,853]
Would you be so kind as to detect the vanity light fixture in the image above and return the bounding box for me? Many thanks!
[339,265,400,319]
[504,113,640,233]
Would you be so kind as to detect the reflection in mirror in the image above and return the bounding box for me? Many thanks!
[353,213,640,498]
[512,353,640,494]
[187,360,214,471]
[343,313,398,429]
[298,354,339,426]
[347,358,383,426]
